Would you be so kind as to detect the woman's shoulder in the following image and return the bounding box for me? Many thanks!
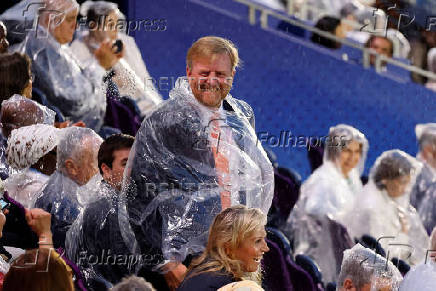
[177,271,235,291]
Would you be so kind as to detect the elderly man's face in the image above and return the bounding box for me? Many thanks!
[50,9,78,44]
[66,138,99,185]
[187,53,234,109]
[0,22,9,54]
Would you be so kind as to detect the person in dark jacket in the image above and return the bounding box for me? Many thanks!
[66,134,136,290]
[178,205,268,291]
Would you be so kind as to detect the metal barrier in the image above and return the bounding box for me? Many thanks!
[233,0,436,81]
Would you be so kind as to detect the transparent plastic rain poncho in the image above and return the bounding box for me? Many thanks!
[4,124,59,208]
[1,94,56,129]
[0,94,55,179]
[66,180,133,289]
[338,244,403,291]
[345,150,429,265]
[69,1,162,117]
[7,0,106,131]
[298,124,368,221]
[399,263,436,291]
[285,124,367,283]
[118,77,274,268]
[33,127,103,248]
[412,123,436,234]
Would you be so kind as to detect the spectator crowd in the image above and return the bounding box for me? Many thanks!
[0,0,434,291]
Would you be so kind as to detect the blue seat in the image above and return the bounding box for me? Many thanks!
[295,254,324,289]
[266,226,292,255]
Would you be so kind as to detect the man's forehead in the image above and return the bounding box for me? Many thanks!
[191,53,232,70]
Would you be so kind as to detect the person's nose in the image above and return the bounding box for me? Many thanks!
[206,73,219,86]
[261,240,270,253]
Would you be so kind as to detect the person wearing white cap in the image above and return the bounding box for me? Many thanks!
[4,124,59,208]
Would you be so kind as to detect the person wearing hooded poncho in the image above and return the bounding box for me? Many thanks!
[3,0,121,131]
[345,150,429,265]
[411,123,436,235]
[70,1,162,117]
[5,124,59,208]
[119,36,274,290]
[285,124,367,283]
[34,127,103,249]
[337,244,403,291]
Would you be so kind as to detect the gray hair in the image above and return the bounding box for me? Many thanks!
[110,276,156,291]
[57,127,102,171]
[337,244,401,290]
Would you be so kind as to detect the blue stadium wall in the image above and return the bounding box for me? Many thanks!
[127,0,435,178]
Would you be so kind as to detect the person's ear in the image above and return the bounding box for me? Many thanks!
[64,159,77,177]
[101,163,112,180]
[186,65,192,77]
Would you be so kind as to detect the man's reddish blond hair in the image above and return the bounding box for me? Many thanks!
[186,36,240,71]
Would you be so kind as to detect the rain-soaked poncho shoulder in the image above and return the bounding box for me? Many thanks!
[4,124,59,207]
[399,263,436,291]
[345,150,429,265]
[33,127,103,248]
[14,9,106,130]
[339,244,402,291]
[120,77,273,266]
[66,180,134,289]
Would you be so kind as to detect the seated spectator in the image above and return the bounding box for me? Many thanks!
[0,95,55,179]
[71,1,162,117]
[337,244,402,291]
[4,124,59,207]
[34,127,103,248]
[3,208,75,291]
[346,150,429,264]
[178,205,269,291]
[66,134,134,289]
[285,124,367,282]
[413,126,436,235]
[311,16,345,49]
[0,21,9,54]
[110,276,156,291]
[0,52,32,101]
[365,34,393,67]
[411,123,436,209]
[296,124,368,222]
[10,0,121,131]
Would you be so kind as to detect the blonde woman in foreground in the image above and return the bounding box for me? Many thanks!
[177,205,269,291]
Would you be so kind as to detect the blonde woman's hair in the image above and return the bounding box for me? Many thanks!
[186,36,240,71]
[187,205,267,283]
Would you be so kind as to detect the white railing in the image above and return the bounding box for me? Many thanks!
[233,0,436,81]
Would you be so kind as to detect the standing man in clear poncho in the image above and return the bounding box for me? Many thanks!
[119,36,274,290]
